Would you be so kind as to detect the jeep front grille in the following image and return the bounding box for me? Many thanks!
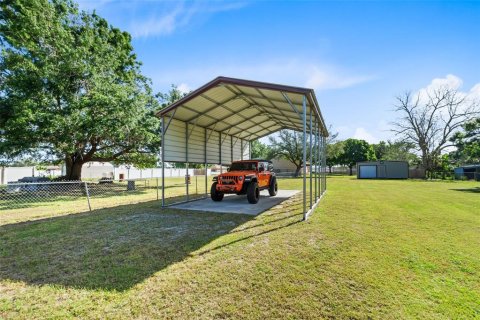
[220,175,239,184]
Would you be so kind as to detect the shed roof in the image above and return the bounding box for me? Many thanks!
[457,164,480,169]
[157,76,328,141]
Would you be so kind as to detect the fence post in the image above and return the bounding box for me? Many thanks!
[84,181,92,211]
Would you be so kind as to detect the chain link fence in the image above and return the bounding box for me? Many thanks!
[0,176,210,224]
[454,172,480,181]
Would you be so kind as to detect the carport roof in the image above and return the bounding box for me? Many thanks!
[157,76,328,141]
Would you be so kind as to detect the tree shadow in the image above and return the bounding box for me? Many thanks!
[0,201,254,291]
[0,198,303,292]
[450,187,480,194]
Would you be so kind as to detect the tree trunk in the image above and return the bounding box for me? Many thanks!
[421,150,430,179]
[294,165,302,177]
[328,166,332,174]
[65,155,84,180]
[349,165,353,176]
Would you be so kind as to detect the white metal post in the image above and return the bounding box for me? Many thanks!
[314,118,317,201]
[309,108,313,209]
[302,95,307,220]
[205,127,208,197]
[318,121,321,198]
[219,132,222,174]
[324,136,327,192]
[84,181,92,211]
[161,116,165,206]
[186,123,189,201]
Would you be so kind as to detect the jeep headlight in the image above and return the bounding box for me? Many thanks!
[238,176,243,181]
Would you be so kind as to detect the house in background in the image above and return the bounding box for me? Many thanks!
[270,158,310,176]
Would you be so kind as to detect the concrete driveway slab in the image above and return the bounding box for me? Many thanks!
[170,190,300,215]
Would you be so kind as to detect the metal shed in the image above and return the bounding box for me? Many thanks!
[157,76,328,220]
[357,161,409,179]
[454,164,480,181]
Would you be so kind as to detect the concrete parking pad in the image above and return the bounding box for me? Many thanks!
[170,190,300,215]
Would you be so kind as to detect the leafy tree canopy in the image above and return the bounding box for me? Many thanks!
[451,118,480,164]
[338,139,376,175]
[372,141,420,165]
[326,141,344,172]
[0,0,160,179]
[155,84,188,109]
[268,130,321,177]
[250,140,273,160]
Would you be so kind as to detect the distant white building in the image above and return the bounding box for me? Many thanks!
[270,158,310,175]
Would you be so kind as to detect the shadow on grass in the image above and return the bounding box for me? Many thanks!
[0,197,303,292]
[194,220,302,257]
[0,200,254,291]
[450,187,480,194]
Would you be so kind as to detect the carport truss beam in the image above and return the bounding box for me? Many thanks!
[225,84,301,132]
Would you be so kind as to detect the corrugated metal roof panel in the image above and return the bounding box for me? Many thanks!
[158,76,328,141]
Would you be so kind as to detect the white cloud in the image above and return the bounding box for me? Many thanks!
[415,74,461,103]
[129,1,247,38]
[152,59,375,93]
[177,83,191,94]
[131,5,184,38]
[353,127,378,143]
[305,66,376,90]
[414,74,480,116]
[469,83,480,100]
[427,74,463,91]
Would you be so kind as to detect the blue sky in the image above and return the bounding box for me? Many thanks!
[78,0,480,143]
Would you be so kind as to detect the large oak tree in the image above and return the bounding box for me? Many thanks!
[0,0,161,180]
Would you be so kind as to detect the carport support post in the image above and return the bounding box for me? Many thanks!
[302,95,307,220]
[323,136,326,194]
[320,136,323,195]
[317,121,321,198]
[205,128,208,198]
[219,132,222,173]
[161,116,165,206]
[314,118,317,201]
[186,123,189,201]
[324,136,327,192]
[309,108,313,209]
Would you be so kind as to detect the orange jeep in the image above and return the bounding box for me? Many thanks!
[210,160,278,204]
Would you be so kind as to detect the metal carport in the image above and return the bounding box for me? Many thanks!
[157,76,328,220]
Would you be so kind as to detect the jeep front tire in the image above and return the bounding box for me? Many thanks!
[268,176,278,196]
[247,181,260,204]
[210,182,224,201]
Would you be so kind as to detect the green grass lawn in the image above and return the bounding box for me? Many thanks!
[1,176,479,319]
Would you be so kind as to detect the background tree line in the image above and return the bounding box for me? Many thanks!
[252,134,420,177]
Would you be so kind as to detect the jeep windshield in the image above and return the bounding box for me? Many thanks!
[228,162,257,171]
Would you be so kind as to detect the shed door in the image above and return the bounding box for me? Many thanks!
[377,165,387,178]
[359,165,377,178]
